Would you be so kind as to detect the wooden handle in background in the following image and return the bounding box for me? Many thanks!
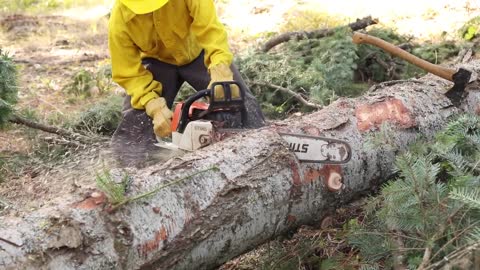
[352,32,455,82]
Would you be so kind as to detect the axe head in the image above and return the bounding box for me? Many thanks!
[445,68,471,107]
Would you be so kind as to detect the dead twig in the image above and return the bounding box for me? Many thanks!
[390,230,408,270]
[374,55,401,80]
[429,220,480,264]
[0,237,22,247]
[418,206,467,270]
[42,136,86,149]
[262,16,378,52]
[251,82,323,110]
[424,242,480,270]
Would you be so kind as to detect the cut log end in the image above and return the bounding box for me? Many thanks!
[326,171,343,192]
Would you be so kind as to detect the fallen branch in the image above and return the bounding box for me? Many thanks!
[9,113,98,144]
[262,16,378,52]
[252,81,323,109]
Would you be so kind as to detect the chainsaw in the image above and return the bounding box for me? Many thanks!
[155,81,352,164]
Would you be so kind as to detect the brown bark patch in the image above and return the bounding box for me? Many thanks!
[302,126,321,136]
[286,215,297,225]
[355,98,415,132]
[304,165,342,184]
[335,99,353,109]
[304,165,343,192]
[138,226,168,257]
[183,191,201,226]
[72,192,106,210]
[290,161,302,186]
[289,160,303,199]
[476,105,480,115]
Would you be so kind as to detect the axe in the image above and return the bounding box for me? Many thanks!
[352,32,473,106]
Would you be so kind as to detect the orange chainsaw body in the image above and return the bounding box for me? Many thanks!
[171,102,209,132]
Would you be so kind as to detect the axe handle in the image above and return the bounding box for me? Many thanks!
[352,32,455,82]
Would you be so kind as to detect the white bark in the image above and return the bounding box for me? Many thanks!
[1,62,480,270]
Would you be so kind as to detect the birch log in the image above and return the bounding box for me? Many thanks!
[1,62,480,270]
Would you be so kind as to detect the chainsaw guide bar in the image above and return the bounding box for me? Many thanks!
[154,81,352,164]
[278,133,352,164]
[156,129,352,164]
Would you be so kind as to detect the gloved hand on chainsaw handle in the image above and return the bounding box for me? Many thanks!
[208,64,240,101]
[145,97,173,138]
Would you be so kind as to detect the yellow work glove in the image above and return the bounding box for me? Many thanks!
[208,64,241,101]
[145,97,173,138]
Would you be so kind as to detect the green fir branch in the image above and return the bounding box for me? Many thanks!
[450,188,480,209]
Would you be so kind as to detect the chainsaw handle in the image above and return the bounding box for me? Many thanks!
[176,81,247,134]
[208,81,245,112]
[176,89,210,134]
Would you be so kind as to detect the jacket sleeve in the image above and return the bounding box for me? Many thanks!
[108,15,162,110]
[186,0,234,70]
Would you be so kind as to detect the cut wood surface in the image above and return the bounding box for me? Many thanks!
[1,61,479,270]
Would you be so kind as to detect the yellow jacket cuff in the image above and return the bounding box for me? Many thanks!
[139,91,160,108]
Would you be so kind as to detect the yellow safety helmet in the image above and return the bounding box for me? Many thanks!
[120,0,169,14]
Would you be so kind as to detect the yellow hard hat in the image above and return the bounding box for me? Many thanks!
[120,0,169,14]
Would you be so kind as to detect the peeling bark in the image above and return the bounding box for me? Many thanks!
[1,62,480,270]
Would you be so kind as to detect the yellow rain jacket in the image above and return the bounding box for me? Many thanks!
[108,0,234,109]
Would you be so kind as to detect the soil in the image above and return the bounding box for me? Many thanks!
[0,13,114,216]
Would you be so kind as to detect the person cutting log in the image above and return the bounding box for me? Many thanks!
[108,0,265,163]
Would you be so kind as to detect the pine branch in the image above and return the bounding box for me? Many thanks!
[450,188,480,209]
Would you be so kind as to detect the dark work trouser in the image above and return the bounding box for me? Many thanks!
[111,51,265,167]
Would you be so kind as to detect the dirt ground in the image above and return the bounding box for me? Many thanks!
[0,0,479,218]
[0,13,112,214]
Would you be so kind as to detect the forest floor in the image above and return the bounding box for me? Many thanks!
[0,0,479,268]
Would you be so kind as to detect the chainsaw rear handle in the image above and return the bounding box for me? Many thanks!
[176,81,246,134]
[352,32,456,82]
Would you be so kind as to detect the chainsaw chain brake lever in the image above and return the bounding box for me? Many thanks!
[176,81,247,134]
